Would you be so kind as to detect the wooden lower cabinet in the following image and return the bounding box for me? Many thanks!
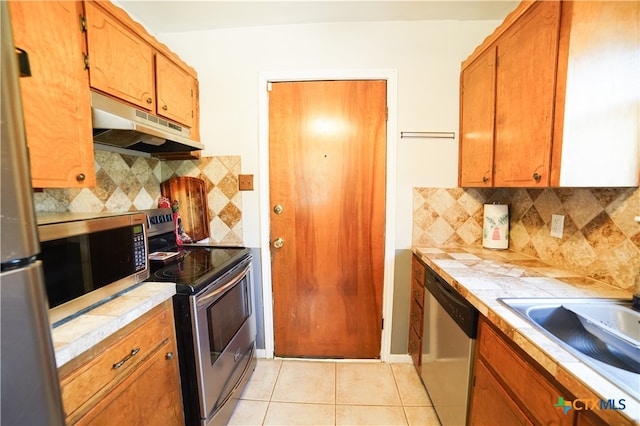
[470,316,575,426]
[59,301,184,425]
[408,255,426,371]
[469,359,531,425]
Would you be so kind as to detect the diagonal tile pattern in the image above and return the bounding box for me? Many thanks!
[413,187,640,291]
[33,151,243,244]
[229,359,440,426]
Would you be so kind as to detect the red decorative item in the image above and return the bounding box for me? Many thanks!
[171,200,193,245]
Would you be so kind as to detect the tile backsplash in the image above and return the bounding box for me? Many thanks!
[34,151,243,244]
[413,187,640,291]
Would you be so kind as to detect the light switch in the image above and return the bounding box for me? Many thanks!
[238,174,254,191]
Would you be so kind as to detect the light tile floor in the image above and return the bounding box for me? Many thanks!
[228,359,442,425]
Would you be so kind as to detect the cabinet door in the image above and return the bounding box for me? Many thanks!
[75,338,184,426]
[493,1,560,187]
[156,54,195,128]
[9,1,95,188]
[191,78,201,142]
[85,1,155,111]
[469,359,532,426]
[459,46,496,187]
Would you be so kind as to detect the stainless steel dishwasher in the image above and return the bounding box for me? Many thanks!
[421,265,478,426]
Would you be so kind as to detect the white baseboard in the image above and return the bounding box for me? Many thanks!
[386,354,412,364]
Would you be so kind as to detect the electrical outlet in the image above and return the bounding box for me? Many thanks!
[238,174,254,191]
[550,214,564,238]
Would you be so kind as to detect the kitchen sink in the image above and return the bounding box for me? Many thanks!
[499,298,640,401]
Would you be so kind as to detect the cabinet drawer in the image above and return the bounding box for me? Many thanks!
[408,325,421,369]
[74,338,183,426]
[411,277,424,308]
[409,297,423,338]
[60,305,173,419]
[411,256,425,286]
[477,319,575,425]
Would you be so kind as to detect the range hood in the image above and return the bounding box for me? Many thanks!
[91,91,204,154]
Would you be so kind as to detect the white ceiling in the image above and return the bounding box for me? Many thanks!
[115,1,519,34]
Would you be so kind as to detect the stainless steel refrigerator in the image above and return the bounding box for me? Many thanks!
[1,3,65,424]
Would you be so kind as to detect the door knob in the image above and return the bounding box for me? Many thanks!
[273,238,284,249]
[273,204,283,214]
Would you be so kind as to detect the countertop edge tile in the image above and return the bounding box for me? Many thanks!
[412,245,638,425]
[52,282,176,368]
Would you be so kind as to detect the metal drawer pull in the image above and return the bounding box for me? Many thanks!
[113,347,141,370]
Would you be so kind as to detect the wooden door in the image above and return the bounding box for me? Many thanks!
[9,1,95,188]
[459,46,496,187]
[269,80,386,358]
[85,1,155,111]
[493,1,560,187]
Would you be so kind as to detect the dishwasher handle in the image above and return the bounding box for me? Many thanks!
[424,266,478,338]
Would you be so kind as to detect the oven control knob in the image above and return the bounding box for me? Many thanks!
[273,238,284,249]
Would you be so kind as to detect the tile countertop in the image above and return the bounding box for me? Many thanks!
[412,245,639,425]
[50,282,176,368]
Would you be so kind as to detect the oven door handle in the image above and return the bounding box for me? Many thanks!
[197,264,251,306]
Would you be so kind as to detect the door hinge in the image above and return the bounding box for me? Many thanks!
[381,318,384,330]
[83,53,89,70]
[80,15,87,32]
[386,107,389,122]
[267,82,273,92]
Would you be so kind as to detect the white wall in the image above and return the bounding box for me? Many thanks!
[153,20,500,248]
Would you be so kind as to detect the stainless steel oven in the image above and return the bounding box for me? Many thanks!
[191,257,255,425]
[145,208,256,426]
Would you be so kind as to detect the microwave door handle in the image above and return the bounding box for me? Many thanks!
[196,264,251,306]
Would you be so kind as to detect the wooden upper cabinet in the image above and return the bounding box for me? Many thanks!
[85,1,155,111]
[551,1,639,187]
[156,54,194,128]
[191,77,201,142]
[460,0,639,188]
[459,46,496,187]
[493,1,560,187]
[84,0,199,130]
[9,1,95,188]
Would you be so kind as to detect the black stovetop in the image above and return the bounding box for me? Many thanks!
[150,246,250,294]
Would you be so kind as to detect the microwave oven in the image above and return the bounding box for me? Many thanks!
[37,212,149,324]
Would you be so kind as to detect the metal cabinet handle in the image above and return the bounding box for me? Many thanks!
[273,204,283,214]
[532,172,542,182]
[273,238,284,249]
[162,105,168,111]
[165,352,174,360]
[113,347,140,370]
[146,97,153,104]
[482,175,489,183]
[76,173,86,182]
